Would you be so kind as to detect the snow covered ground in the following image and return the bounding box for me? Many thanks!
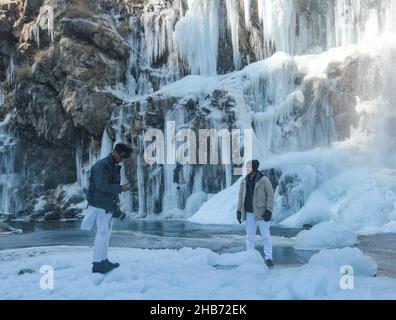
[1,245,395,300]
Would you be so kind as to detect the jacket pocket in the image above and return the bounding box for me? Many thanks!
[254,183,265,205]
[256,199,266,208]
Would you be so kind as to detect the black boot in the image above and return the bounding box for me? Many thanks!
[265,259,274,269]
[102,258,120,270]
[92,261,116,274]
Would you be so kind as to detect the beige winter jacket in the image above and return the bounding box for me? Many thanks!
[237,174,274,222]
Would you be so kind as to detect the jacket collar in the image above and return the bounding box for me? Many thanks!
[107,153,117,166]
[245,171,263,182]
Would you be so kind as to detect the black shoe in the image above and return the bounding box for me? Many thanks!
[92,260,116,274]
[102,258,120,269]
[265,259,274,269]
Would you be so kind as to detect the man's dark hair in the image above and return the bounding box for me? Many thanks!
[114,143,132,159]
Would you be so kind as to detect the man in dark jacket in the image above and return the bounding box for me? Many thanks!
[81,143,131,274]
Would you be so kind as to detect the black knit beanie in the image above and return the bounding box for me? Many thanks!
[252,160,260,172]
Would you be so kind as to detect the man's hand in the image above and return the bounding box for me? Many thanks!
[237,211,242,224]
[262,210,272,222]
[121,184,130,192]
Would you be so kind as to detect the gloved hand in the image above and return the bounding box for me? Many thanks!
[237,211,242,224]
[262,210,272,222]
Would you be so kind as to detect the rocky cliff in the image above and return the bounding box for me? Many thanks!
[1,0,132,217]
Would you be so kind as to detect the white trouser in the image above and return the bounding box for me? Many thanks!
[89,207,113,263]
[245,212,273,261]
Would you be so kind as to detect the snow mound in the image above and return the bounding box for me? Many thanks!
[307,247,377,277]
[188,179,241,225]
[281,201,334,228]
[294,222,358,250]
[359,221,396,236]
[184,192,209,217]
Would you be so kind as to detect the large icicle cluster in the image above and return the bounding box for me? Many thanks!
[174,0,220,75]
[28,4,54,48]
[0,111,19,214]
[136,0,396,77]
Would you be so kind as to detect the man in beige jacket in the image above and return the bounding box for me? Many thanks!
[237,160,275,268]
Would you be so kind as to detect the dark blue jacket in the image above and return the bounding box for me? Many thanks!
[87,154,122,212]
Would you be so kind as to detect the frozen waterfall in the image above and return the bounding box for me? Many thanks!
[89,0,396,228]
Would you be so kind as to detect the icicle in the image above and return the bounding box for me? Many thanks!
[47,5,54,43]
[332,0,393,47]
[111,8,121,28]
[192,166,203,193]
[137,72,154,95]
[225,164,232,188]
[0,110,19,214]
[75,142,83,187]
[125,16,139,96]
[250,0,395,58]
[333,0,362,47]
[75,138,101,191]
[10,54,14,85]
[0,89,4,108]
[120,164,133,213]
[5,54,15,85]
[174,0,220,75]
[384,0,396,35]
[137,137,146,217]
[179,0,185,18]
[29,5,54,48]
[257,0,295,56]
[162,112,179,212]
[142,0,179,68]
[243,0,251,30]
[225,0,241,70]
[100,128,113,159]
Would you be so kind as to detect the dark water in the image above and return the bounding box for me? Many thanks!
[2,220,395,276]
[0,219,314,266]
[357,234,396,278]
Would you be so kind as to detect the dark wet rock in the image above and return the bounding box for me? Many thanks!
[60,17,130,60]
[0,221,12,232]
[44,211,61,221]
[31,184,87,220]
[15,80,76,145]
[18,268,35,275]
[22,0,44,20]
[0,221,21,233]
[63,207,80,219]
[0,15,12,35]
